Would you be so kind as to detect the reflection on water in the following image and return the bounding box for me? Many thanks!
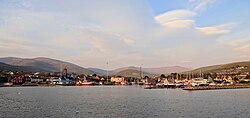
[0,86,249,118]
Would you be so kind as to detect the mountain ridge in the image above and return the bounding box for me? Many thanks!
[0,57,95,75]
[190,61,250,74]
[1,57,249,75]
[89,66,191,75]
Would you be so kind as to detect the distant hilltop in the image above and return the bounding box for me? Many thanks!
[0,57,95,75]
[89,66,191,77]
[190,61,250,74]
[0,57,249,77]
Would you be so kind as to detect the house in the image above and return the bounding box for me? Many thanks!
[30,77,44,83]
[111,77,124,83]
[12,77,24,84]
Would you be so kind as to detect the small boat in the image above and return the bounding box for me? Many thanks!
[76,81,94,86]
[22,82,39,86]
[137,82,144,85]
[144,82,152,86]
[209,82,216,86]
[3,82,13,87]
[118,82,126,86]
[144,85,157,89]
[164,83,176,88]
[156,83,164,88]
[179,83,187,88]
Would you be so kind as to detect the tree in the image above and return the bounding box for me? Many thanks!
[92,74,97,77]
[160,74,166,78]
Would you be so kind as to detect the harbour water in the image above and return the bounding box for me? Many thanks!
[0,86,250,118]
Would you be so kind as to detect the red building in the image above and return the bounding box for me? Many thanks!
[12,77,24,84]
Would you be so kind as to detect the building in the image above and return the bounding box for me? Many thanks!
[111,77,124,83]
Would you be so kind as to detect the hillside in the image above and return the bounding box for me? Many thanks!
[143,66,191,74]
[191,61,250,73]
[88,68,113,75]
[0,62,46,72]
[115,69,153,78]
[113,66,191,74]
[0,57,95,75]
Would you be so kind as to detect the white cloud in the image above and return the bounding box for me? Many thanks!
[155,9,196,25]
[236,44,250,51]
[123,37,135,46]
[197,27,230,35]
[189,0,217,12]
[163,20,195,28]
[0,0,248,69]
[155,9,233,36]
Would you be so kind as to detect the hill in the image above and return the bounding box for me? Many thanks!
[87,68,113,75]
[113,66,191,74]
[191,61,250,73]
[143,66,191,74]
[0,62,47,72]
[0,57,95,75]
[115,69,152,78]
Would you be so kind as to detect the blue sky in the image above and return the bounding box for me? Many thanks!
[0,0,249,69]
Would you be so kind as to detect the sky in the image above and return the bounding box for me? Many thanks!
[0,0,250,69]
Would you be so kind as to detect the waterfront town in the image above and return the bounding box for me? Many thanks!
[1,65,250,90]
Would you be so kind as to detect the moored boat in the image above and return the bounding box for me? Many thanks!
[22,82,39,86]
[76,81,94,86]
[164,83,176,88]
[144,82,152,86]
[3,82,13,87]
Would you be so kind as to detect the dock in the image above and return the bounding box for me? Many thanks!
[183,85,250,91]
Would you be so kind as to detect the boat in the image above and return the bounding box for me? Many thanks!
[191,77,209,86]
[56,76,75,86]
[76,81,94,86]
[209,82,216,86]
[164,83,176,88]
[144,84,157,89]
[3,82,13,87]
[144,85,157,89]
[144,82,152,86]
[176,82,187,88]
[156,83,164,88]
[22,82,39,86]
[137,82,144,85]
[118,82,126,86]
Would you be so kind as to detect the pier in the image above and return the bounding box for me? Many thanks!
[182,85,250,91]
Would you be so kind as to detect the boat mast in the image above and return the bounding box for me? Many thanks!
[60,64,62,77]
[200,69,202,78]
[141,64,143,79]
[176,73,178,80]
[140,64,143,79]
[106,61,109,83]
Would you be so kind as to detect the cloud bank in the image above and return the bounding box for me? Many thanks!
[0,0,249,69]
